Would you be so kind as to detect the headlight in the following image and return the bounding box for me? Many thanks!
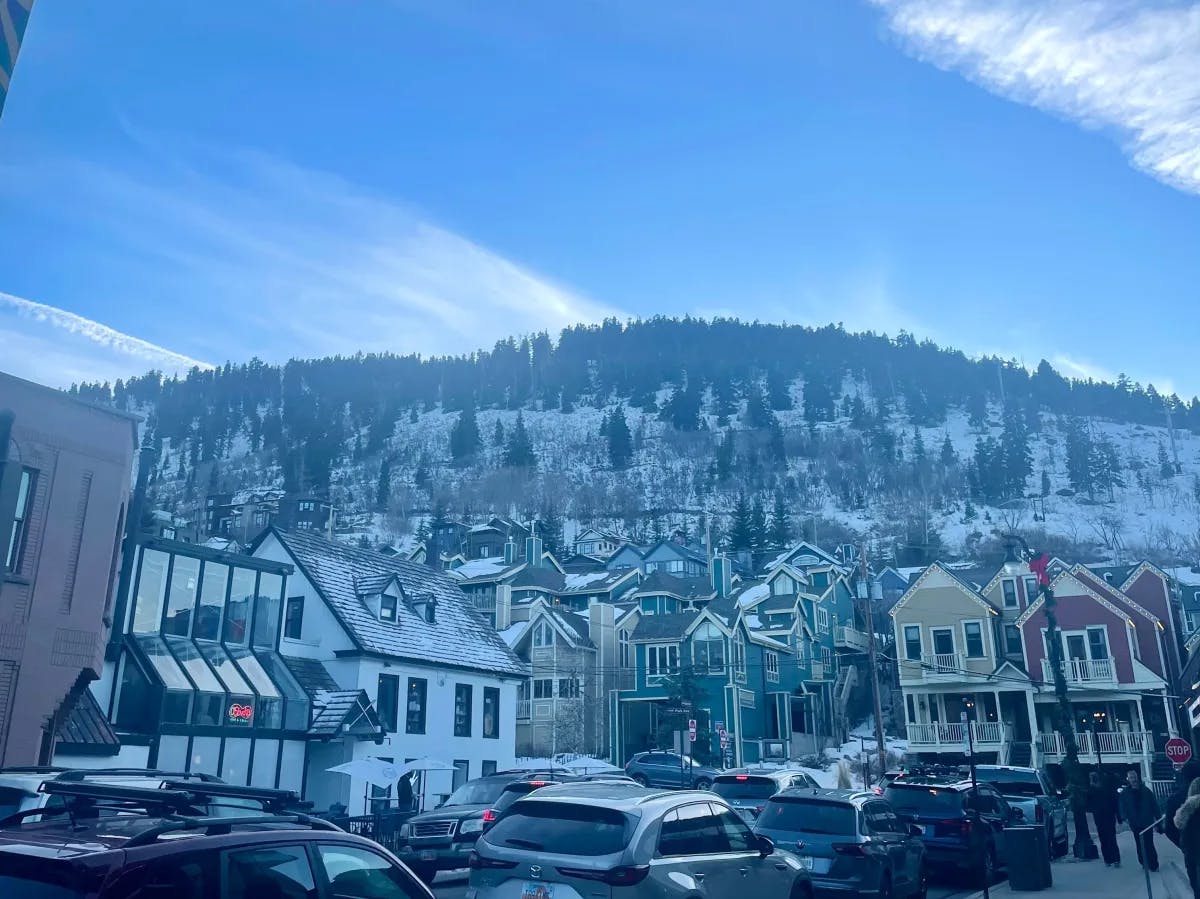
[458,816,484,835]
[398,823,411,839]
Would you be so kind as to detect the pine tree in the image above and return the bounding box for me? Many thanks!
[606,407,634,469]
[743,385,774,429]
[1041,469,1051,497]
[766,370,793,410]
[660,379,703,431]
[493,419,506,447]
[1064,417,1095,498]
[539,506,564,555]
[715,429,735,482]
[940,433,957,468]
[999,405,1032,499]
[749,495,768,550]
[375,457,392,511]
[768,491,793,548]
[449,400,481,466]
[768,420,786,464]
[728,494,754,552]
[1159,442,1175,480]
[503,412,537,469]
[409,407,419,424]
[967,391,988,428]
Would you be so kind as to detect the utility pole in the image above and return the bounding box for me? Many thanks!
[859,545,888,782]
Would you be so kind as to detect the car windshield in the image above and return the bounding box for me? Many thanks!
[443,779,509,807]
[977,771,1044,797]
[484,801,630,855]
[0,786,35,819]
[0,856,98,899]
[713,776,778,800]
[885,786,965,816]
[758,798,857,835]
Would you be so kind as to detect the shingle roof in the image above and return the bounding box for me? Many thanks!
[636,571,714,598]
[309,689,382,737]
[356,572,398,595]
[512,566,565,590]
[557,610,594,647]
[272,529,526,676]
[448,557,524,582]
[281,655,340,694]
[630,611,699,642]
[562,570,631,593]
[706,595,739,627]
[54,686,120,752]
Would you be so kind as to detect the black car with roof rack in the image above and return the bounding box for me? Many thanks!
[0,780,432,899]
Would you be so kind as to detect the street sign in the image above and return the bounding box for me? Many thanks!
[1167,737,1193,768]
[688,719,697,742]
[960,712,971,755]
[715,720,725,733]
[719,731,728,750]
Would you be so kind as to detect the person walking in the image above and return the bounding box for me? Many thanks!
[1166,759,1200,847]
[1173,778,1200,898]
[1089,770,1122,867]
[1120,768,1161,872]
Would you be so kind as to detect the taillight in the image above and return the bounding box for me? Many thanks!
[468,852,516,870]
[557,865,651,886]
[755,805,765,815]
[482,809,498,824]
[735,775,749,781]
[1035,805,1044,824]
[872,786,883,795]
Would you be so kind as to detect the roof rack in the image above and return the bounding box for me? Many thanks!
[53,768,223,783]
[0,766,70,774]
[161,781,310,812]
[41,781,198,806]
[125,812,342,847]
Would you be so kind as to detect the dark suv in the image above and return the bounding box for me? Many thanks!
[883,776,1018,881]
[0,780,432,899]
[395,769,569,882]
[624,752,721,789]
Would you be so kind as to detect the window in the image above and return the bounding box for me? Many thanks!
[558,678,581,699]
[903,625,922,661]
[906,693,917,723]
[647,644,679,682]
[766,651,780,683]
[692,622,726,673]
[1002,579,1018,609]
[481,760,497,776]
[483,687,499,739]
[284,596,304,639]
[712,805,755,851]
[533,678,554,699]
[1189,611,1200,635]
[619,628,631,667]
[773,574,795,595]
[4,468,35,573]
[380,594,398,622]
[224,567,256,644]
[377,674,399,733]
[659,802,725,856]
[817,608,830,633]
[132,549,170,634]
[533,620,555,647]
[454,684,472,737]
[485,801,630,856]
[811,571,829,590]
[195,561,229,641]
[964,621,985,658]
[299,501,314,512]
[480,545,491,558]
[1005,624,1023,655]
[405,678,428,734]
[316,844,425,899]
[226,844,317,899]
[163,555,200,636]
[453,760,469,792]
[931,628,955,656]
[733,634,747,681]
[1024,576,1040,600]
[1087,627,1110,660]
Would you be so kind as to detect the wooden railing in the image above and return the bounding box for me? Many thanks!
[1041,657,1115,684]
[835,625,869,651]
[920,652,962,679]
[907,721,1004,748]
[1039,730,1150,758]
[516,699,531,720]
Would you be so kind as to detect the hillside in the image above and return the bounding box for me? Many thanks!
[70,318,1200,567]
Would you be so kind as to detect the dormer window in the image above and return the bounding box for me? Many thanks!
[380,594,398,622]
[533,620,555,647]
[412,594,437,624]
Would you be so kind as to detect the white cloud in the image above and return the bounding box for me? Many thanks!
[1051,352,1116,383]
[0,143,620,376]
[0,291,212,387]
[870,0,1200,195]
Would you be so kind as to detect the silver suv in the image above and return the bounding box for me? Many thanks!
[466,782,813,899]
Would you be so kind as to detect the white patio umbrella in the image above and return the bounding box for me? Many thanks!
[395,757,456,776]
[327,756,403,788]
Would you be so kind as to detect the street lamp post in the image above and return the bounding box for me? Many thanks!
[1003,534,1097,859]
[1092,710,1107,772]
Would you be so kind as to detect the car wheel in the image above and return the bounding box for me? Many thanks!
[632,773,648,786]
[790,879,814,899]
[409,864,436,885]
[694,778,712,790]
[1053,827,1070,858]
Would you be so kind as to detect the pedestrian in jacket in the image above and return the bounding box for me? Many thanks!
[1166,760,1200,847]
[1120,768,1161,871]
[1173,778,1200,899]
[1089,771,1122,867]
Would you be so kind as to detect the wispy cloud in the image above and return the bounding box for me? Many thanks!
[0,139,620,380]
[1052,352,1116,383]
[869,0,1200,195]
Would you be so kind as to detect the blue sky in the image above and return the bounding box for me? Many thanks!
[1,1,1199,394]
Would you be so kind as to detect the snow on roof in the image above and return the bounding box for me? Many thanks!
[1168,567,1200,588]
[449,558,515,580]
[469,523,502,534]
[563,571,613,592]
[745,613,763,630]
[498,621,530,648]
[736,582,771,609]
[271,529,526,677]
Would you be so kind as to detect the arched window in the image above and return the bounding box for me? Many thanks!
[692,622,726,674]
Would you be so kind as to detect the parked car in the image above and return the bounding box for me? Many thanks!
[712,769,822,822]
[468,781,813,899]
[624,751,721,789]
[884,776,1020,881]
[0,779,433,899]
[753,787,927,899]
[396,768,568,883]
[973,765,1069,857]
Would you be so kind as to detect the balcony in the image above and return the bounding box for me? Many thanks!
[835,625,869,651]
[907,721,1005,751]
[809,660,826,680]
[1039,730,1149,761]
[470,594,496,614]
[516,700,531,720]
[919,652,963,681]
[1041,658,1115,685]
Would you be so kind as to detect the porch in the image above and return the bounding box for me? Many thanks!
[1037,729,1152,765]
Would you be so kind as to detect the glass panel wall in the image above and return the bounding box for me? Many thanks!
[198,641,256,727]
[224,568,256,644]
[133,635,194,724]
[196,561,229,641]
[257,651,310,730]
[230,646,283,729]
[163,556,200,636]
[165,636,226,726]
[252,572,283,649]
[132,549,170,634]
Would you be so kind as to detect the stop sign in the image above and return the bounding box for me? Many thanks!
[1167,737,1193,767]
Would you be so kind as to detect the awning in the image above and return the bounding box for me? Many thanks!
[54,681,120,757]
[309,690,384,740]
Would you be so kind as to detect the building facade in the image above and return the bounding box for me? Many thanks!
[0,373,137,766]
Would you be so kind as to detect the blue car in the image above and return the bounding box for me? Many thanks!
[624,751,721,789]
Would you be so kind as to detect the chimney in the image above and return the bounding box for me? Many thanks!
[711,555,733,598]
[504,538,517,565]
[495,584,512,630]
[525,535,543,569]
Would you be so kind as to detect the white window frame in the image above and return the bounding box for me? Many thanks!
[765,651,780,684]
[533,678,554,699]
[1004,623,1023,656]
[817,608,830,634]
[691,622,726,675]
[380,594,398,622]
[961,619,987,659]
[1085,625,1110,660]
[1023,576,1040,601]
[733,634,747,683]
[1001,579,1019,609]
[902,624,923,661]
[533,620,555,648]
[1187,610,1200,635]
[619,628,631,667]
[930,626,956,657]
[772,575,794,596]
[646,644,680,684]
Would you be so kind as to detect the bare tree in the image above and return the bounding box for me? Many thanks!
[1088,511,1126,558]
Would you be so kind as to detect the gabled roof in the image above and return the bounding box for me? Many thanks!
[267,528,526,676]
[562,569,637,594]
[309,689,383,738]
[356,572,402,596]
[1071,565,1160,626]
[705,595,740,628]
[511,566,565,591]
[766,541,847,572]
[734,581,771,609]
[890,561,999,618]
[1016,569,1135,627]
[635,570,715,599]
[448,557,526,583]
[54,685,120,755]
[629,611,700,643]
[641,539,709,566]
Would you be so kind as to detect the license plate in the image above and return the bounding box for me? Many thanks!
[521,884,555,899]
[419,850,437,861]
[798,856,814,870]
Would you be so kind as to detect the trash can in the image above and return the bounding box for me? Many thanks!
[1004,825,1053,891]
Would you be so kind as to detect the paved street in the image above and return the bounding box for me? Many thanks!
[431,870,983,899]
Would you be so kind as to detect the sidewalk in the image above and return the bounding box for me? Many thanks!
[964,828,1191,899]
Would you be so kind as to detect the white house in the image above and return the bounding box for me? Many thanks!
[253,528,528,815]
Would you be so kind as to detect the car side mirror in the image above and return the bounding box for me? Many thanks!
[758,835,775,858]
[908,823,923,837]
